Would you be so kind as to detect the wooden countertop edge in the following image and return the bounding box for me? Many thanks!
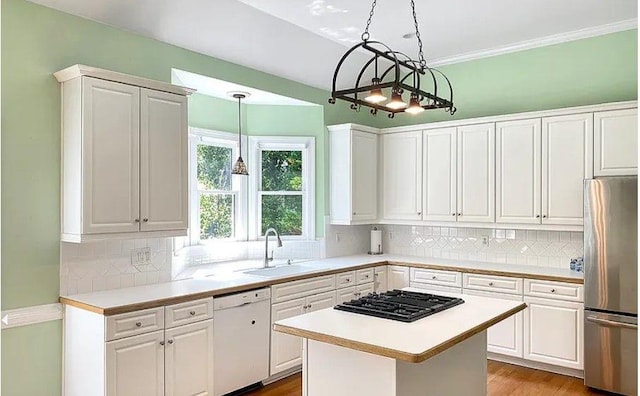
[273,302,528,363]
[60,258,581,315]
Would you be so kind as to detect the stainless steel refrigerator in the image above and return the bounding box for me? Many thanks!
[584,177,637,395]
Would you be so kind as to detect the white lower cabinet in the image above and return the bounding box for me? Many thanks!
[106,330,165,396]
[165,321,214,396]
[409,282,462,295]
[464,289,523,358]
[523,296,583,370]
[374,266,388,293]
[387,265,410,290]
[105,319,213,396]
[270,291,336,375]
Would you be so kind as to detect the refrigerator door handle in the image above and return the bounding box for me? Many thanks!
[586,316,638,330]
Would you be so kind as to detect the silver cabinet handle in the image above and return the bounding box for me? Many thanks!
[365,274,370,278]
[586,317,637,330]
[135,322,142,327]
[550,289,556,293]
[134,219,140,223]
[452,213,456,216]
[143,218,149,222]
[489,282,494,286]
[159,341,165,346]
[189,311,196,316]
[536,215,540,218]
[431,276,437,280]
[346,278,350,282]
[542,215,547,218]
[457,213,462,216]
[167,339,174,345]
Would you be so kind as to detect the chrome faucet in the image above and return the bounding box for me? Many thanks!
[264,228,283,268]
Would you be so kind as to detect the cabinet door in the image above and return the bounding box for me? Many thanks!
[524,297,583,369]
[542,114,593,225]
[106,330,164,396]
[457,124,495,223]
[82,77,140,234]
[352,130,378,221]
[464,289,523,358]
[140,89,188,231]
[306,290,337,312]
[164,320,214,396]
[387,266,410,290]
[496,119,541,224]
[382,132,423,220]
[336,287,357,304]
[270,297,306,375]
[594,108,638,176]
[423,128,457,221]
[374,266,388,293]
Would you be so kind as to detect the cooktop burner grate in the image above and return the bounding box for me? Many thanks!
[334,289,464,322]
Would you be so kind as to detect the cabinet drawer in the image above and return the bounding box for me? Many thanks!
[336,271,356,289]
[411,268,462,287]
[463,273,523,295]
[409,282,462,296]
[165,297,213,328]
[106,307,164,341]
[271,275,336,303]
[524,279,584,302]
[356,268,374,285]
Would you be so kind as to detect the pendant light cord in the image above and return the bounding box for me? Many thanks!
[361,0,377,41]
[237,96,242,157]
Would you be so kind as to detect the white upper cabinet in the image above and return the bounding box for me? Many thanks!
[80,77,141,235]
[422,128,457,222]
[56,66,193,242]
[457,123,495,223]
[594,108,638,176]
[140,89,188,232]
[542,113,593,225]
[496,119,541,224]
[329,125,378,224]
[383,131,423,220]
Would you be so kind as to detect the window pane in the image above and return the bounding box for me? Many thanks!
[261,150,302,191]
[198,144,232,190]
[261,195,302,236]
[200,194,233,239]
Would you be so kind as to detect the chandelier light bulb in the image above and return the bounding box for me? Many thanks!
[386,88,407,110]
[364,78,387,103]
[405,93,425,115]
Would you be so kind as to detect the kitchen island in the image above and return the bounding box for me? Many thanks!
[274,289,526,396]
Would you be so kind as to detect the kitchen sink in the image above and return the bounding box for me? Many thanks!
[243,264,318,278]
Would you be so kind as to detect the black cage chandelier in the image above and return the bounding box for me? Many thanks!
[328,0,456,118]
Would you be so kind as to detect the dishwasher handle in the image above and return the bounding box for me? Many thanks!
[213,288,271,311]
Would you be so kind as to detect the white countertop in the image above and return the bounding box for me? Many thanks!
[274,288,526,363]
[60,254,582,314]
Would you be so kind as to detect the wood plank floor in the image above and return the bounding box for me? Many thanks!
[245,361,607,396]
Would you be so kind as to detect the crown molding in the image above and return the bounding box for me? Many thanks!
[428,19,638,67]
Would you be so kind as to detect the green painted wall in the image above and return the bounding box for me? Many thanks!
[1,0,637,394]
[376,29,638,128]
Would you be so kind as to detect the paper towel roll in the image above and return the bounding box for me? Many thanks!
[370,227,383,254]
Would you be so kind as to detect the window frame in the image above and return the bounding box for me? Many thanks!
[189,127,247,245]
[248,136,315,241]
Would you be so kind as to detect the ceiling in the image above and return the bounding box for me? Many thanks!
[29,0,637,90]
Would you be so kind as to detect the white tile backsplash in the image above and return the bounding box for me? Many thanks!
[60,237,173,296]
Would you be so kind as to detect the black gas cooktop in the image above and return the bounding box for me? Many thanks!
[334,289,464,322]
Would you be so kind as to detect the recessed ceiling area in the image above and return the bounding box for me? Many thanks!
[172,69,318,106]
[28,0,637,90]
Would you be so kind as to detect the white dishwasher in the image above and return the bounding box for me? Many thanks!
[213,288,271,396]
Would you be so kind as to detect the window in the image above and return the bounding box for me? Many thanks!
[250,137,315,239]
[189,128,245,244]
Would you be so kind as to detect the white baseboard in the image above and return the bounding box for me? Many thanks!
[488,353,584,379]
[1,303,63,329]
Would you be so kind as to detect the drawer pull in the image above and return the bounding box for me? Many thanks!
[167,339,174,345]
[489,282,494,286]
[551,289,556,293]
[159,341,165,346]
[365,275,370,278]
[431,276,437,280]
[189,311,196,316]
[135,322,142,327]
[307,304,312,309]
[303,305,308,309]
[346,278,350,282]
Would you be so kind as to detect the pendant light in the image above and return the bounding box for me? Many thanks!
[229,91,250,176]
[328,0,456,118]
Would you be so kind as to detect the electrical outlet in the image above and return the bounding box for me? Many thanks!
[481,235,490,246]
[335,233,341,243]
[131,247,151,266]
